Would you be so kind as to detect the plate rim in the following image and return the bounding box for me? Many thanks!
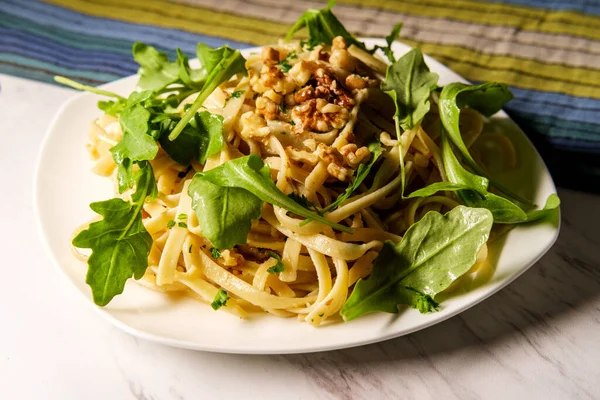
[33,38,561,354]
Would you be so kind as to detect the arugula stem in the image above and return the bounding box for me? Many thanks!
[54,76,125,101]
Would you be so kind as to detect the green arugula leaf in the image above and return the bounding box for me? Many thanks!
[323,142,383,212]
[159,111,224,165]
[211,289,230,310]
[72,162,157,306]
[526,193,561,222]
[267,253,285,274]
[286,0,368,51]
[381,48,438,196]
[132,43,181,92]
[441,133,489,196]
[169,46,246,141]
[441,133,559,223]
[54,76,125,101]
[375,23,402,63]
[404,181,472,199]
[188,154,352,250]
[176,48,205,89]
[341,206,493,321]
[438,82,533,205]
[110,102,159,192]
[382,48,439,131]
[188,174,263,250]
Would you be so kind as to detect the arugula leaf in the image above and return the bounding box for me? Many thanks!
[340,206,493,321]
[72,162,157,306]
[211,289,230,310]
[382,48,439,131]
[438,82,533,205]
[175,48,205,88]
[132,43,181,92]
[169,46,246,141]
[526,193,561,222]
[381,48,438,196]
[404,181,472,199]
[159,111,224,165]
[188,173,263,250]
[286,0,368,51]
[441,134,489,196]
[323,142,383,212]
[188,154,352,249]
[267,253,285,274]
[54,76,125,101]
[110,102,159,192]
[375,23,402,63]
[441,133,560,223]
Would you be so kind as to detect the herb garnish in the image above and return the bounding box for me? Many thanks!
[211,289,230,310]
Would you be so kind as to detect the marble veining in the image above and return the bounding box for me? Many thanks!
[2,75,600,399]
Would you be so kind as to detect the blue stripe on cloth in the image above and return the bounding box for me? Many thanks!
[1,29,139,73]
[484,0,600,15]
[0,13,133,55]
[0,53,122,82]
[0,0,253,53]
[504,89,600,126]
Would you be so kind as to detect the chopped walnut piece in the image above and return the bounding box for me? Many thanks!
[288,60,316,86]
[332,36,347,50]
[286,147,319,166]
[220,249,245,267]
[327,162,350,182]
[261,47,280,66]
[340,144,371,168]
[256,96,279,121]
[294,86,315,103]
[345,74,369,91]
[329,48,356,72]
[240,111,269,140]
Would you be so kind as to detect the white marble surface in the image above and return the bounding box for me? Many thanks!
[2,73,600,399]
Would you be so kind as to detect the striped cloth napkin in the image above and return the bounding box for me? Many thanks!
[2,0,599,190]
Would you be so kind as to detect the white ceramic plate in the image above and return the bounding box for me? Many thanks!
[34,39,559,354]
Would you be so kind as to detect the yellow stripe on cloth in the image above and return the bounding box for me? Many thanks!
[44,0,282,45]
[338,0,600,41]
[399,39,600,89]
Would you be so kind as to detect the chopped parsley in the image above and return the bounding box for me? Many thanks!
[289,120,296,126]
[210,289,230,310]
[178,221,188,228]
[210,247,221,259]
[166,220,176,229]
[287,51,297,60]
[279,59,292,73]
[280,131,287,135]
[278,103,287,113]
[177,213,188,220]
[231,90,244,98]
[267,252,285,274]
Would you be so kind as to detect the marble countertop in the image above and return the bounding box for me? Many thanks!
[2,74,599,399]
